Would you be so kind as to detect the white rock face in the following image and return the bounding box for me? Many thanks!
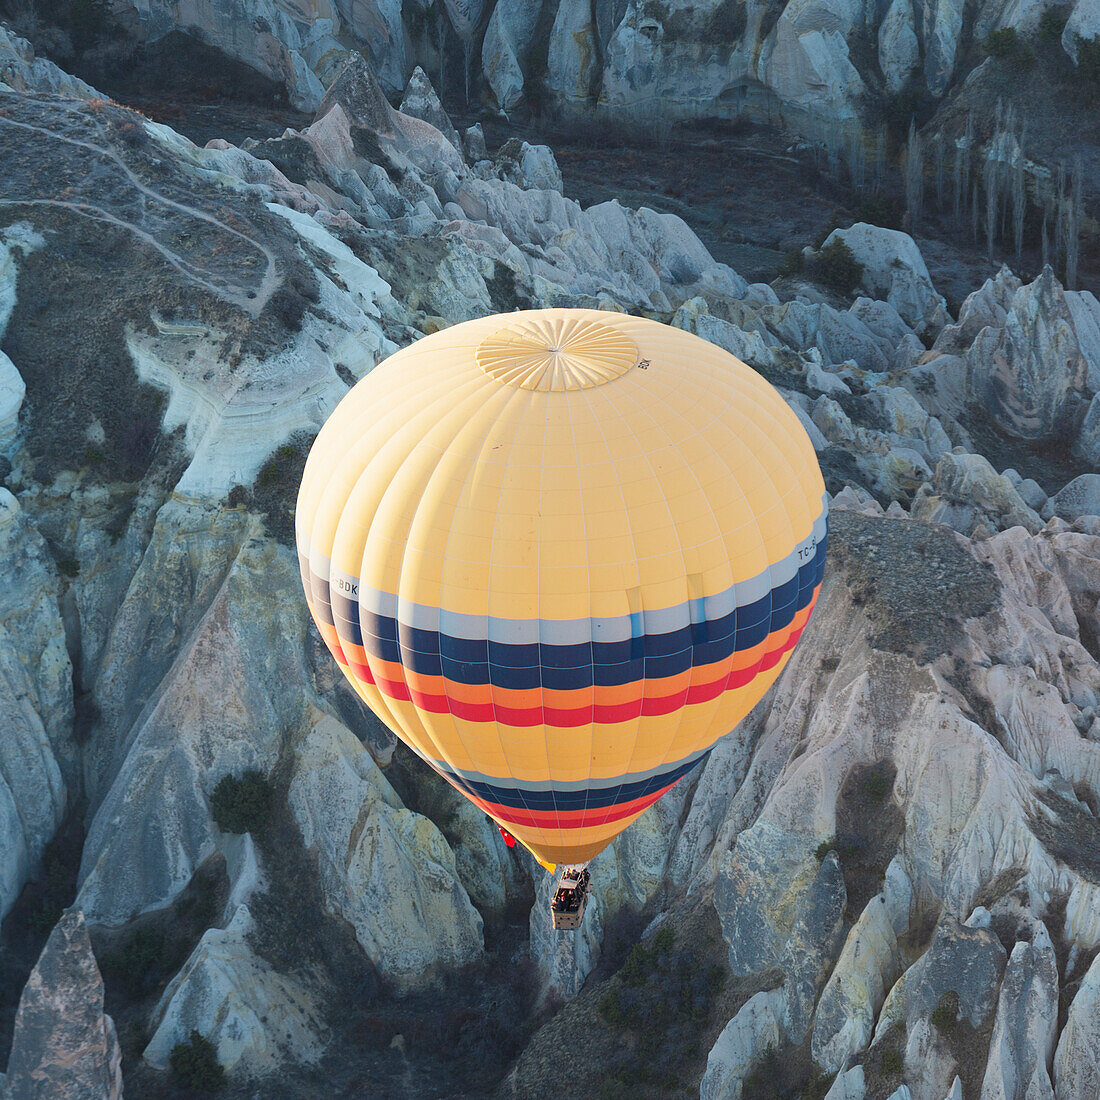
[911,452,1042,536]
[824,223,948,335]
[825,1066,867,1100]
[964,268,1092,444]
[762,0,868,121]
[1063,0,1100,63]
[979,926,1059,1100]
[399,65,462,150]
[143,905,327,1076]
[483,0,544,110]
[923,0,965,95]
[3,911,122,1100]
[76,500,305,924]
[0,350,23,452]
[879,0,920,93]
[0,221,44,452]
[332,0,406,92]
[0,25,99,98]
[812,867,911,1072]
[0,489,74,924]
[116,0,336,108]
[132,203,394,498]
[1050,475,1100,523]
[1054,949,1100,1100]
[494,139,564,193]
[287,716,483,990]
[700,988,785,1100]
[547,0,601,108]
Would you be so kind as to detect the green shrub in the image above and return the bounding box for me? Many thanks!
[930,990,959,1033]
[984,26,1035,66]
[620,943,653,987]
[57,559,80,578]
[1078,35,1100,84]
[652,925,675,953]
[776,250,804,278]
[1039,9,1069,39]
[169,1030,225,1092]
[863,770,892,803]
[880,1046,904,1075]
[813,239,865,295]
[814,840,834,862]
[984,27,1020,57]
[210,771,273,834]
[102,926,172,998]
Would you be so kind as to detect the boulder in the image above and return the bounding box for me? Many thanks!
[910,452,1043,535]
[482,0,544,110]
[878,0,920,94]
[1054,948,1100,1099]
[287,716,483,990]
[824,224,948,336]
[0,489,74,923]
[979,925,1059,1100]
[494,139,564,193]
[1050,475,1100,523]
[965,268,1091,444]
[700,988,785,1100]
[143,905,327,1076]
[398,66,462,151]
[4,911,122,1100]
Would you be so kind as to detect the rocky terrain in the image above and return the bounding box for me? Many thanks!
[1,6,1100,1100]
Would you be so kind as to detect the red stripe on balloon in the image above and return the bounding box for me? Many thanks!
[340,591,816,726]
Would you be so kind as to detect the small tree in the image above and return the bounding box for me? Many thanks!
[210,771,273,834]
[169,1030,225,1091]
[813,239,865,295]
[1077,35,1100,86]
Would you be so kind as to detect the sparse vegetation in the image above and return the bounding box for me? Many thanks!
[931,990,959,1033]
[169,1030,225,1092]
[57,558,80,578]
[1039,8,1069,39]
[983,26,1035,66]
[814,840,834,862]
[863,770,892,803]
[250,431,315,543]
[880,1045,903,1075]
[210,771,273,835]
[776,249,805,278]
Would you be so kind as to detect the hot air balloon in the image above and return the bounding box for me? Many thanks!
[296,309,826,927]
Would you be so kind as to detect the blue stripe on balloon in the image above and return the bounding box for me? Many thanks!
[437,751,711,811]
[308,534,826,691]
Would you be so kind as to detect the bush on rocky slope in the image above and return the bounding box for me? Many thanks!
[210,771,273,835]
[169,1029,225,1091]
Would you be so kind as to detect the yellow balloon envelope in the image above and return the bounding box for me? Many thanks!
[296,309,826,870]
